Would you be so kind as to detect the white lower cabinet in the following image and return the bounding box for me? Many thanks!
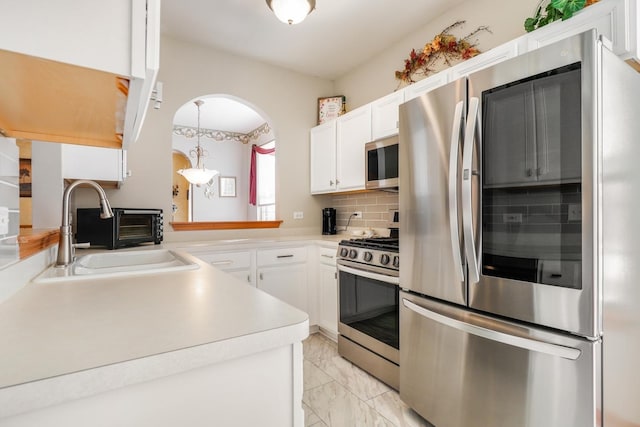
[257,247,308,314]
[317,246,338,338]
[185,249,255,287]
[185,242,338,332]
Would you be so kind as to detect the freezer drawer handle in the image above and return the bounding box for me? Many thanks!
[402,298,581,360]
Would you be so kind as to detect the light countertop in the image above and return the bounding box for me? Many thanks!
[0,249,309,419]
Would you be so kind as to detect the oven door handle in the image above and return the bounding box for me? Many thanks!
[338,264,399,285]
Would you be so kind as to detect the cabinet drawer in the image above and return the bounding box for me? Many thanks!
[192,250,252,270]
[318,246,338,266]
[257,247,307,266]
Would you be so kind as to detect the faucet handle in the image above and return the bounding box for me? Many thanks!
[73,242,91,250]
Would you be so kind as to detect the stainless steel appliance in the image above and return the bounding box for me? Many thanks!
[365,135,399,190]
[337,237,399,389]
[399,30,640,427]
[322,207,336,235]
[76,208,163,249]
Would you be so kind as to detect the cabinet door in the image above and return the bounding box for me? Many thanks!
[318,263,338,336]
[526,0,630,57]
[61,145,125,182]
[483,82,538,187]
[228,269,254,287]
[371,91,404,139]
[450,40,519,79]
[403,72,450,102]
[310,121,337,194]
[336,104,372,191]
[532,68,582,184]
[258,264,308,312]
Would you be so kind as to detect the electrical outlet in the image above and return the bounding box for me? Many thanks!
[293,211,304,219]
[353,211,363,218]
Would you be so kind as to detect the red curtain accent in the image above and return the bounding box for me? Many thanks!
[249,144,276,206]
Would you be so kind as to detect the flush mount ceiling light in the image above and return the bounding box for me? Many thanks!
[177,100,219,185]
[266,0,316,25]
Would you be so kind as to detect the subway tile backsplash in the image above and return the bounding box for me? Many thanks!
[330,191,398,230]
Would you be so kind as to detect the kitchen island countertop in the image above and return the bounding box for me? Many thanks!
[0,249,309,420]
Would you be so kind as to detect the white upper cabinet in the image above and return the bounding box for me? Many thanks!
[61,145,127,183]
[310,121,337,194]
[526,0,633,59]
[336,104,372,192]
[449,40,520,79]
[0,0,160,150]
[371,91,405,139]
[403,72,450,102]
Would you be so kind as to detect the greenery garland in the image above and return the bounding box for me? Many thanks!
[524,0,598,32]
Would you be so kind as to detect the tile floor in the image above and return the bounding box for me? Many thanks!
[302,333,431,427]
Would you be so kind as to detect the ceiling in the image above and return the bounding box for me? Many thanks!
[161,0,467,80]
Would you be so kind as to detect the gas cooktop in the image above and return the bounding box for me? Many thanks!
[338,237,399,270]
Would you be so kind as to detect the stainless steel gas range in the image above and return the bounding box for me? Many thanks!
[336,237,399,390]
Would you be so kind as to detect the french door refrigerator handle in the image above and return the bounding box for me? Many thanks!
[448,101,465,283]
[462,96,480,284]
[402,298,581,360]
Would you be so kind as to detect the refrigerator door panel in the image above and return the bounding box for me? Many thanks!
[400,292,600,427]
[399,79,466,304]
[467,30,597,338]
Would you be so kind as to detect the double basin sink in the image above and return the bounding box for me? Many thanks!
[34,249,199,283]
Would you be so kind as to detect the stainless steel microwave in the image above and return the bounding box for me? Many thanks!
[76,208,163,249]
[365,135,399,190]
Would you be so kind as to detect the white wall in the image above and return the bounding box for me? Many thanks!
[335,0,540,109]
[75,35,334,239]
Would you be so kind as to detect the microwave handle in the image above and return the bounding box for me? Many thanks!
[448,101,465,283]
[462,97,480,284]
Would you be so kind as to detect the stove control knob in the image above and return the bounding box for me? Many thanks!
[380,254,390,265]
[339,248,349,257]
[393,256,400,268]
[349,249,358,259]
[363,251,373,262]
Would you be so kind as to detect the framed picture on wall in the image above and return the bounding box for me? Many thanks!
[317,95,346,124]
[219,176,236,197]
[19,158,32,198]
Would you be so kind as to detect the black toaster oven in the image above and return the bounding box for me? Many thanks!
[76,208,163,249]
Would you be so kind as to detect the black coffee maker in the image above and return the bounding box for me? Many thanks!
[322,208,337,235]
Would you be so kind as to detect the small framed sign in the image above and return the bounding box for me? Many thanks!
[317,95,346,124]
[219,176,237,197]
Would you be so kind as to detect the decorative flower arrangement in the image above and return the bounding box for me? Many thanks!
[395,21,491,84]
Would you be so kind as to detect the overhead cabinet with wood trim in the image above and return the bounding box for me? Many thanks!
[0,0,160,150]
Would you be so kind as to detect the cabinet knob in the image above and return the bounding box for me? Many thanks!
[247,275,251,283]
[259,273,263,280]
[330,180,334,186]
[336,179,340,185]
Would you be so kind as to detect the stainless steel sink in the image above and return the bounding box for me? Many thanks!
[34,249,199,283]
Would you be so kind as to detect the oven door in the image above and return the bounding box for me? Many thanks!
[337,260,399,364]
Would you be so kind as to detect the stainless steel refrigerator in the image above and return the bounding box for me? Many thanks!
[398,29,640,427]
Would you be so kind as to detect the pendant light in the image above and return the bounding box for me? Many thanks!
[266,0,316,25]
[177,100,219,185]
